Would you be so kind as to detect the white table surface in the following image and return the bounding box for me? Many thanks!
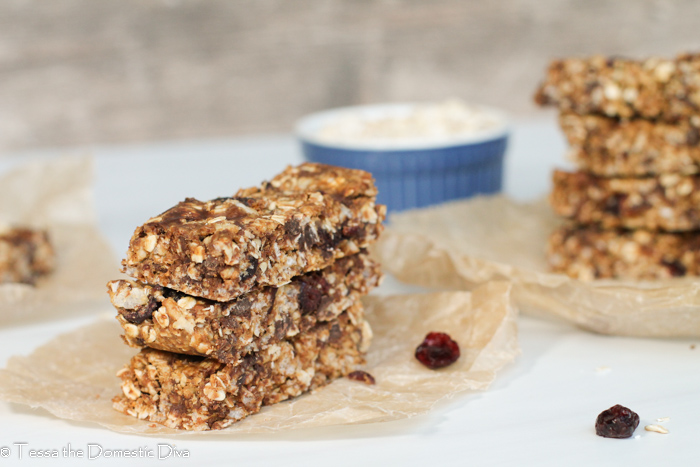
[0,119,697,467]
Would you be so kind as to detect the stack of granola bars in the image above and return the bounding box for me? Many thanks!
[107,163,385,430]
[535,53,700,280]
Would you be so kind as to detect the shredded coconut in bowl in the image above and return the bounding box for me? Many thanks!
[313,99,503,147]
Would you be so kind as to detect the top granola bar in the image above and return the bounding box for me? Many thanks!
[122,163,385,301]
[534,53,700,121]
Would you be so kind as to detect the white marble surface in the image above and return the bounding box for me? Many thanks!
[0,119,697,466]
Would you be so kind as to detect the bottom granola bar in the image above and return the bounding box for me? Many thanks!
[113,305,371,431]
[547,223,700,280]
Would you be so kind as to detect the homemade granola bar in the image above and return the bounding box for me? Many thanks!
[0,227,54,285]
[535,53,700,121]
[109,251,381,364]
[122,163,385,301]
[113,307,370,430]
[550,169,700,231]
[560,112,700,176]
[548,223,700,280]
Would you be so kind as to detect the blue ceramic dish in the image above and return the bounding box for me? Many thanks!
[296,103,509,213]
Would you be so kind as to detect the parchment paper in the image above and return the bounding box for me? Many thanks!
[374,195,700,337]
[0,156,117,325]
[0,282,518,435]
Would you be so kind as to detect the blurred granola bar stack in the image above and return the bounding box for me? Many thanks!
[0,227,54,285]
[107,163,385,430]
[535,53,700,280]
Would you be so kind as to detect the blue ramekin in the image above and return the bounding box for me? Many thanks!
[296,103,509,213]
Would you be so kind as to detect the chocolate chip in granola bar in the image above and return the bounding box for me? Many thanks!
[121,297,160,324]
[342,223,366,240]
[317,227,337,254]
[348,370,375,385]
[298,281,322,315]
[168,393,188,417]
[328,322,343,344]
[273,296,292,341]
[285,218,303,237]
[224,297,253,320]
[595,404,640,439]
[174,199,207,222]
[235,197,256,207]
[211,196,232,203]
[299,223,322,251]
[603,193,627,215]
[662,259,687,277]
[162,287,183,301]
[239,256,258,281]
[415,332,460,369]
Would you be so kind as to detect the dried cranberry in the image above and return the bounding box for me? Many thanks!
[298,281,322,315]
[347,370,375,385]
[415,332,460,369]
[595,404,640,438]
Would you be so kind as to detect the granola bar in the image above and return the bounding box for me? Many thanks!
[113,307,371,430]
[548,223,700,280]
[0,227,54,285]
[534,53,700,121]
[109,251,381,364]
[560,112,700,176]
[550,169,700,231]
[122,163,385,301]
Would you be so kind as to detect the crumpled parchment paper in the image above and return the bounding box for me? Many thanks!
[0,282,518,435]
[0,156,117,325]
[374,195,700,337]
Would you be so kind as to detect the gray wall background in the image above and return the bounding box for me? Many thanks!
[1,0,698,151]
